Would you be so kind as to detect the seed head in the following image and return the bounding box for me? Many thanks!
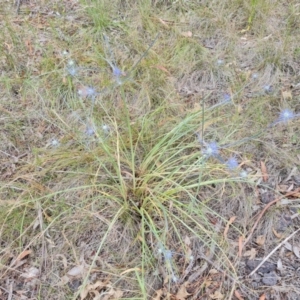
[240,170,248,178]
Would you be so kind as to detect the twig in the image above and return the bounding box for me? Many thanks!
[243,187,300,250]
[249,227,300,277]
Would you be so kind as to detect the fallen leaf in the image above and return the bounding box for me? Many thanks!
[10,249,32,267]
[152,289,164,300]
[67,265,84,277]
[277,258,283,270]
[282,90,292,100]
[184,236,191,246]
[58,275,70,286]
[256,235,265,246]
[80,281,106,299]
[16,249,32,261]
[223,216,236,239]
[259,293,266,300]
[272,228,283,239]
[203,278,213,288]
[293,245,300,258]
[20,267,40,280]
[278,184,289,192]
[209,269,219,275]
[260,161,268,182]
[176,282,191,300]
[152,65,171,76]
[238,236,244,257]
[209,290,224,299]
[102,287,123,300]
[243,248,257,260]
[234,290,244,300]
[181,31,193,37]
[284,241,293,251]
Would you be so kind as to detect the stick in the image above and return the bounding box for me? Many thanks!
[243,187,300,250]
[249,227,300,277]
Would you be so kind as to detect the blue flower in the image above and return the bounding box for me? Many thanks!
[226,156,238,170]
[223,94,231,102]
[202,142,219,158]
[278,109,295,124]
[78,86,98,99]
[163,249,173,260]
[269,108,297,127]
[50,138,60,148]
[112,66,122,77]
[85,126,95,136]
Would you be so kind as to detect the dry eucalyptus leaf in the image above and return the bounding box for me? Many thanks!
[102,288,123,300]
[176,282,191,300]
[152,289,164,300]
[20,267,40,280]
[243,248,257,260]
[10,249,32,267]
[272,228,283,239]
[293,245,300,258]
[59,275,70,286]
[260,161,268,182]
[259,293,266,300]
[67,265,84,277]
[277,258,283,271]
[282,90,292,100]
[184,236,191,246]
[224,216,236,239]
[284,241,293,251]
[181,31,193,37]
[256,235,266,246]
[80,281,107,300]
[209,290,224,299]
[239,236,244,257]
[234,290,244,300]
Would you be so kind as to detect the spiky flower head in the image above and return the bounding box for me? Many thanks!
[164,249,173,260]
[226,156,238,170]
[278,109,295,124]
[202,142,219,158]
[223,93,231,103]
[85,126,95,136]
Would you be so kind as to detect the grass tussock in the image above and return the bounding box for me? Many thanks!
[1,0,300,299]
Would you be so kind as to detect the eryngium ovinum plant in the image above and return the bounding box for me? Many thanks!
[33,34,300,297]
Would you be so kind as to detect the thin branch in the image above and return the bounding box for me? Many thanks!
[243,187,300,250]
[249,227,300,277]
